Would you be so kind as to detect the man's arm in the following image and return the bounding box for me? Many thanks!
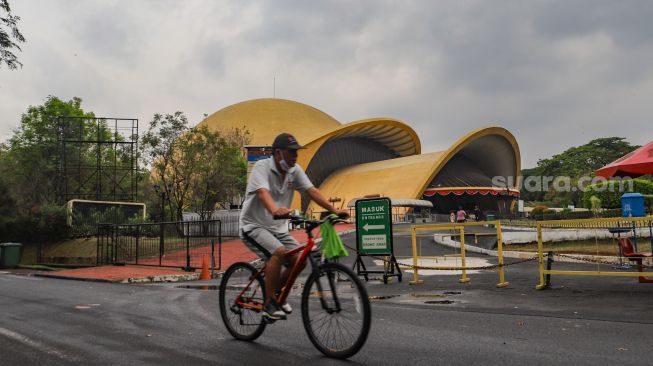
[305,187,349,217]
[256,188,291,217]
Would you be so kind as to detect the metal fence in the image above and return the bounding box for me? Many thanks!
[183,210,240,237]
[97,220,222,271]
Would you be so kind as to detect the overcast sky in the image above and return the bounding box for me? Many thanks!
[1,0,652,168]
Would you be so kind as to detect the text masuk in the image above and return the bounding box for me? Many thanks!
[362,206,385,213]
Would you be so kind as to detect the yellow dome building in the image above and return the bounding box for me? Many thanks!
[200,98,520,217]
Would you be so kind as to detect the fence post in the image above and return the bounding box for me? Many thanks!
[545,251,554,288]
[459,226,470,283]
[112,225,117,264]
[96,226,100,266]
[218,220,222,271]
[185,221,191,271]
[536,223,547,290]
[135,225,140,265]
[409,225,422,285]
[159,223,164,267]
[210,237,215,276]
[495,221,509,288]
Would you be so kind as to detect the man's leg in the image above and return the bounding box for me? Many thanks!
[240,228,284,312]
[265,247,286,305]
[279,252,304,290]
[276,232,303,292]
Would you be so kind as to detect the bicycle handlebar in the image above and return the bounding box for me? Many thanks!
[273,213,348,226]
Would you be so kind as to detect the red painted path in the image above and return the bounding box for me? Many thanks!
[38,224,355,283]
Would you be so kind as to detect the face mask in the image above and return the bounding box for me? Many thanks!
[279,159,295,173]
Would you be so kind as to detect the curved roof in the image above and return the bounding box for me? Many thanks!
[304,152,444,214]
[297,118,421,194]
[308,118,421,157]
[298,118,421,174]
[199,98,341,146]
[424,126,521,192]
[303,126,520,214]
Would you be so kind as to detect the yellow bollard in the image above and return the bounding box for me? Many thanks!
[535,223,547,290]
[409,225,423,285]
[495,221,509,288]
[459,226,470,283]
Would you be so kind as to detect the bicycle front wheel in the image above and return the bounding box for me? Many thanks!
[219,262,267,341]
[301,262,371,359]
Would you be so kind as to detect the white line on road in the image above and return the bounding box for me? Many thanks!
[0,327,76,361]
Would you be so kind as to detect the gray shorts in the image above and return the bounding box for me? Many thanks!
[240,227,300,259]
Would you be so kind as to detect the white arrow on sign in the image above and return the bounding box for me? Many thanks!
[363,223,385,231]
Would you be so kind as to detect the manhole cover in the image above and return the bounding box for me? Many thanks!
[176,285,219,290]
[369,295,399,300]
[424,300,455,305]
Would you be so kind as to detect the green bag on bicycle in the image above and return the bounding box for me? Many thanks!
[320,215,349,259]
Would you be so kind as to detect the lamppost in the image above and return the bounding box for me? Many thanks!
[153,184,166,222]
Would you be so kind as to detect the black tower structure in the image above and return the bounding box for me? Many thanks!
[57,116,138,203]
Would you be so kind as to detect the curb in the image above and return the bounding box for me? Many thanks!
[34,273,117,283]
[35,272,201,284]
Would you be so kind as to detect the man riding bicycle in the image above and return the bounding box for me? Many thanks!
[239,132,349,321]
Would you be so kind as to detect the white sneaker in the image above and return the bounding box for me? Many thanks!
[263,302,286,320]
[281,302,292,314]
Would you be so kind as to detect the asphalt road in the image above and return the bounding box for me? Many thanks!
[2,231,653,365]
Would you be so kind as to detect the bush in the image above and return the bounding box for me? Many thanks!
[0,204,69,243]
[590,196,602,212]
[70,207,151,237]
[582,179,653,209]
[530,205,548,216]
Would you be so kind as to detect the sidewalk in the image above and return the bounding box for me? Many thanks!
[34,223,355,283]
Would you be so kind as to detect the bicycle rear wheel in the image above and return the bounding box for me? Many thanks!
[301,262,371,359]
[219,262,267,341]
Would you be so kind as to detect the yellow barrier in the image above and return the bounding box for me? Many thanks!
[535,216,653,290]
[397,221,509,288]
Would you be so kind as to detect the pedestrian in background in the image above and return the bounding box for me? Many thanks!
[474,205,482,221]
[456,206,467,223]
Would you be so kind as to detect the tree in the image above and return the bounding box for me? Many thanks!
[521,137,640,206]
[141,112,190,221]
[533,137,637,178]
[186,125,248,219]
[141,112,249,221]
[582,179,653,209]
[0,0,25,70]
[0,96,95,215]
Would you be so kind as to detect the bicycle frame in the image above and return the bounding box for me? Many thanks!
[233,220,342,313]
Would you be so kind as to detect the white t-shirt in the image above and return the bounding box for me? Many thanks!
[239,157,314,234]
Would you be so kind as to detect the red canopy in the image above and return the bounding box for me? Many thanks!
[423,187,520,197]
[595,140,653,178]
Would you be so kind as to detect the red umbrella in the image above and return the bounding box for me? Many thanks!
[595,140,653,178]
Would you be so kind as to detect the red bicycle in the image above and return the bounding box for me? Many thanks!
[219,215,371,359]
